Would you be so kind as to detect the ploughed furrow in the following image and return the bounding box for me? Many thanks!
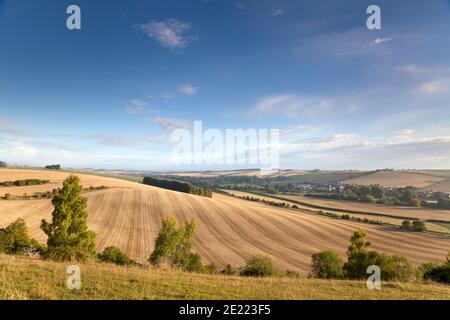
[0,187,449,274]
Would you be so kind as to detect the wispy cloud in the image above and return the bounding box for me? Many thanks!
[396,64,450,75]
[87,133,165,147]
[280,129,450,168]
[125,100,191,131]
[419,79,450,94]
[249,94,333,117]
[271,9,283,16]
[137,19,193,51]
[371,37,392,45]
[126,99,158,116]
[179,83,198,96]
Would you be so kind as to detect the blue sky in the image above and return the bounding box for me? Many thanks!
[1,0,450,170]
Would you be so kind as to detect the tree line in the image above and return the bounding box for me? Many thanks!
[143,177,212,198]
[0,179,49,187]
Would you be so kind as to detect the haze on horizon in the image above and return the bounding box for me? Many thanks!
[1,0,450,171]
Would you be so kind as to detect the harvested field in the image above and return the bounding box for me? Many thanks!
[223,190,450,233]
[0,170,449,274]
[0,168,143,196]
[423,180,450,193]
[341,171,444,188]
[280,194,450,223]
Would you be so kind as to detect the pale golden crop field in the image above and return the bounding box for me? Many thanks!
[0,169,449,274]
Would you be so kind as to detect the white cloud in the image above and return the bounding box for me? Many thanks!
[280,129,450,169]
[130,99,148,107]
[180,83,198,96]
[125,101,190,131]
[88,133,166,147]
[271,9,283,16]
[250,94,333,117]
[138,19,192,50]
[419,79,450,94]
[298,29,393,57]
[152,116,191,131]
[126,99,158,116]
[397,64,450,75]
[371,37,392,45]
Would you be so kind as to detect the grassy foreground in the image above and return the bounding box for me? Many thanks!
[0,254,449,300]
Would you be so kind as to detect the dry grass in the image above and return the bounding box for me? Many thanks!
[0,254,449,300]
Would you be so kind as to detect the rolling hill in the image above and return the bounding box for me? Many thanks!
[341,170,445,189]
[0,169,449,274]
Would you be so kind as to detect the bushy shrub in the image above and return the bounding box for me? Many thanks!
[98,246,136,265]
[4,193,11,200]
[417,262,440,280]
[240,255,278,277]
[204,263,218,274]
[401,220,426,232]
[221,264,236,275]
[286,270,301,278]
[310,250,344,279]
[423,265,450,284]
[342,230,414,281]
[401,220,412,230]
[0,219,43,254]
[149,216,204,272]
[377,254,414,281]
[421,253,450,284]
[412,220,426,232]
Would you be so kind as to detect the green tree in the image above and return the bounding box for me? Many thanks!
[408,198,421,207]
[149,216,203,272]
[343,229,374,279]
[401,220,412,230]
[370,185,385,199]
[361,195,376,203]
[412,220,426,232]
[0,161,7,167]
[310,250,344,279]
[40,175,96,261]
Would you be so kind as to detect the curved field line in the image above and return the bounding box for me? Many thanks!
[1,184,449,273]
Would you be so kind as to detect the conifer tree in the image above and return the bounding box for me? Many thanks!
[41,175,96,261]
